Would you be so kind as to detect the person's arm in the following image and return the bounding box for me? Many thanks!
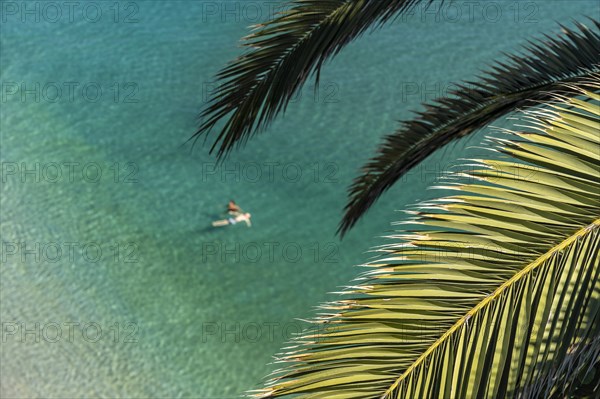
[244,218,252,227]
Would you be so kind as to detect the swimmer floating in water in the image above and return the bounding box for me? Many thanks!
[212,212,252,228]
[227,200,242,215]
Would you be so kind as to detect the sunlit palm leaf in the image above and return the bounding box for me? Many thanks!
[339,20,600,235]
[193,0,436,157]
[252,83,600,398]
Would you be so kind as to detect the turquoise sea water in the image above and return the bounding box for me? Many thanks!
[1,1,597,397]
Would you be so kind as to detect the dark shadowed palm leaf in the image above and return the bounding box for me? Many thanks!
[192,0,436,157]
[251,82,600,398]
[339,20,600,236]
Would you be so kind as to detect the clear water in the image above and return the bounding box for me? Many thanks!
[1,1,596,397]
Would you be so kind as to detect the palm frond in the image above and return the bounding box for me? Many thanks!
[252,83,600,398]
[339,20,600,236]
[515,335,600,398]
[193,0,436,158]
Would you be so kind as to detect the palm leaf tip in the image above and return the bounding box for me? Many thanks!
[192,0,439,158]
[338,19,600,237]
[253,82,600,398]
